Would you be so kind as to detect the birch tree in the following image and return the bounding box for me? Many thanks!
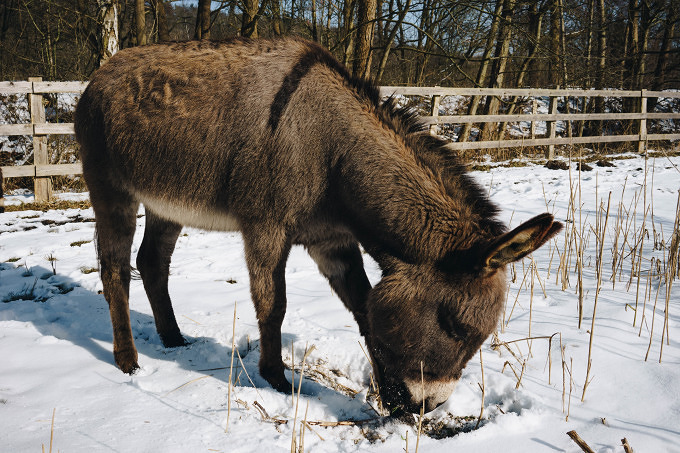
[98,0,119,66]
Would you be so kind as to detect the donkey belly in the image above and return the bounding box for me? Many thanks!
[136,192,241,232]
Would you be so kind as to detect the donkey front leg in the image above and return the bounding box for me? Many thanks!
[243,227,292,392]
[92,194,140,374]
[307,239,372,338]
[136,210,185,348]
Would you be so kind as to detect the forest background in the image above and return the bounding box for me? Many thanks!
[1,0,678,94]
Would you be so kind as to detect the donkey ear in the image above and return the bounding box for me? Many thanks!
[481,213,562,269]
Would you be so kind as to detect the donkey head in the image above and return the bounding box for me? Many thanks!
[365,213,562,414]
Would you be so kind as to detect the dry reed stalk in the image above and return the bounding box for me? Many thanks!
[645,262,664,361]
[566,430,596,453]
[358,340,380,401]
[528,258,535,357]
[610,176,628,288]
[299,401,309,452]
[581,191,611,402]
[622,437,634,453]
[415,361,424,453]
[501,283,510,333]
[558,158,577,289]
[504,263,531,328]
[48,408,55,453]
[660,190,680,361]
[560,335,566,415]
[576,149,585,329]
[634,261,653,330]
[225,301,238,433]
[632,160,650,325]
[235,349,263,400]
[164,375,213,397]
[291,344,315,453]
[476,349,485,429]
[566,357,573,421]
[291,340,295,407]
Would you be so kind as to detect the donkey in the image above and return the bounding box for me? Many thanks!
[74,37,561,414]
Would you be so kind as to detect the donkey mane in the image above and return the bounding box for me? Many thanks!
[267,38,507,248]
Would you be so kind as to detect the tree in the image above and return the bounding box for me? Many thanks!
[353,0,377,79]
[135,0,147,45]
[195,0,211,39]
[98,0,119,66]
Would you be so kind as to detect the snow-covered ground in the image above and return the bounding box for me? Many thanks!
[1,153,679,452]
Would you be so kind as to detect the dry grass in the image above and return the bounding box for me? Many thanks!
[3,199,91,212]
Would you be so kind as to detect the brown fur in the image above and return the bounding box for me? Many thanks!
[74,37,561,414]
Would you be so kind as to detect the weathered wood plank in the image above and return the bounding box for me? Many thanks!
[419,112,673,125]
[380,86,645,98]
[647,133,680,141]
[34,123,76,135]
[0,124,33,135]
[35,163,83,177]
[1,163,83,178]
[0,81,32,94]
[1,165,35,177]
[444,134,640,151]
[32,81,88,94]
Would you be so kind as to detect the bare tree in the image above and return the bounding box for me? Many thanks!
[374,0,411,85]
[459,0,504,143]
[195,0,211,39]
[155,0,170,42]
[98,0,119,66]
[353,0,376,79]
[135,0,146,45]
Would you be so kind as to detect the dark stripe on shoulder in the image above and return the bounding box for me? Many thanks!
[268,43,357,131]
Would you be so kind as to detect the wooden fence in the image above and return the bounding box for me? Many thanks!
[1,80,679,203]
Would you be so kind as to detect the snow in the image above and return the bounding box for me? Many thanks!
[1,154,680,452]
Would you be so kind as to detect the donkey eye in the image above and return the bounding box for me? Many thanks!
[437,305,468,340]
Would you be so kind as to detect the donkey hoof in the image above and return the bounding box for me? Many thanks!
[261,367,290,393]
[160,332,187,348]
[115,349,140,374]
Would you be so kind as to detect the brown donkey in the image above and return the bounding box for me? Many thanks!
[74,37,561,414]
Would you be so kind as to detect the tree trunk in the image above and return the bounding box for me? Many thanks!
[353,0,377,79]
[270,0,283,36]
[241,0,261,38]
[195,0,211,39]
[648,1,675,110]
[459,0,504,142]
[97,0,119,67]
[374,0,411,85]
[135,0,146,45]
[341,0,356,67]
[624,0,640,89]
[548,0,560,87]
[594,0,606,136]
[480,0,516,141]
[311,0,319,42]
[499,2,545,134]
[156,0,170,42]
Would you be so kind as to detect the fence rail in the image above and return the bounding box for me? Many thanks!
[1,80,679,202]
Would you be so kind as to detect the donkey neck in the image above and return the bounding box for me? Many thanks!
[334,118,495,265]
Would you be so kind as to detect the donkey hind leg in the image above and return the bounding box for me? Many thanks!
[92,193,140,374]
[136,210,185,348]
[307,239,372,338]
[242,226,292,393]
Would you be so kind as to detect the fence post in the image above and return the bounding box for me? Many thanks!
[546,93,559,159]
[0,167,4,213]
[638,89,647,154]
[29,77,52,202]
[530,98,537,139]
[429,88,441,136]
